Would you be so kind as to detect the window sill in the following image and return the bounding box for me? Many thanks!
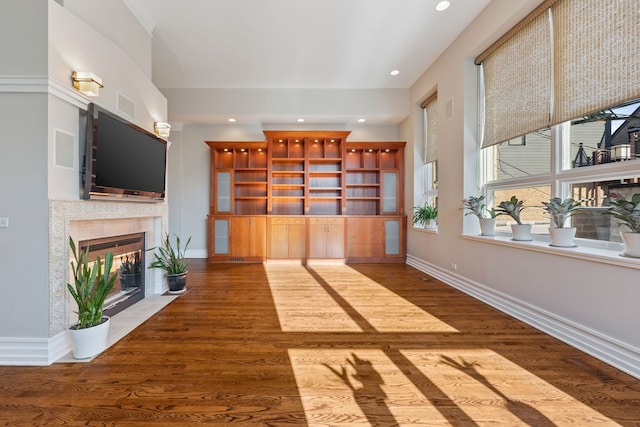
[413,226,438,234]
[462,234,640,271]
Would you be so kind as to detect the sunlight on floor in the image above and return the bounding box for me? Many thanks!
[401,349,614,425]
[289,348,616,426]
[265,265,363,332]
[290,348,449,425]
[266,264,457,333]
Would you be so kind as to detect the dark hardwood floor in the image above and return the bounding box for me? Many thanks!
[1,260,640,425]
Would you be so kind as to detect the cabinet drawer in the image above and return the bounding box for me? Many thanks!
[271,217,305,225]
[309,217,344,225]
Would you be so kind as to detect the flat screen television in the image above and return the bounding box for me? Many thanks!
[80,103,167,202]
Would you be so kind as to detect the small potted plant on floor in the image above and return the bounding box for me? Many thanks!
[413,202,438,229]
[462,195,498,236]
[495,195,531,241]
[541,197,581,247]
[148,233,192,293]
[67,237,118,359]
[604,192,640,257]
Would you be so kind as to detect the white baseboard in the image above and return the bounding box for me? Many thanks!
[186,249,207,259]
[406,254,640,380]
[0,295,177,366]
[0,332,69,366]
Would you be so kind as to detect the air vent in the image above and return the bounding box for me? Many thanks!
[117,92,135,118]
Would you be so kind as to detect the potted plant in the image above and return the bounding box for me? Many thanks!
[119,252,142,290]
[541,197,581,247]
[462,195,498,236]
[413,203,438,229]
[495,195,531,241]
[148,233,192,293]
[67,237,118,359]
[604,192,640,257]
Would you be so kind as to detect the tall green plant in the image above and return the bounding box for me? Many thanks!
[67,237,117,330]
[148,233,191,275]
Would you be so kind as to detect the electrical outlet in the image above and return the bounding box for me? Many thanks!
[0,217,8,228]
[450,262,457,270]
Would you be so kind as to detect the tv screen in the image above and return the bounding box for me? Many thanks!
[81,103,167,201]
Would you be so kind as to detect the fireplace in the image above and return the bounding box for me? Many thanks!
[79,232,146,317]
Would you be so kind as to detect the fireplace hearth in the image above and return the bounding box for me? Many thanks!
[79,232,146,317]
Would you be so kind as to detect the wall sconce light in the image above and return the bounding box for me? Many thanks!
[71,71,103,96]
[154,121,171,138]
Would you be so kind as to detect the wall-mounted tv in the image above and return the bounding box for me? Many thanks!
[80,103,167,202]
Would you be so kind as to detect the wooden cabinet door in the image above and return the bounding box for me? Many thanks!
[308,217,344,259]
[270,217,306,259]
[269,220,290,259]
[208,216,231,259]
[231,216,266,259]
[347,217,383,259]
[287,220,306,258]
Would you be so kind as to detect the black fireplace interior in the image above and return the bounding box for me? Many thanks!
[79,232,145,317]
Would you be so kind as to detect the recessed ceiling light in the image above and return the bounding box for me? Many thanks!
[435,1,450,12]
[390,70,400,76]
[358,118,366,123]
[227,118,236,122]
[297,118,304,122]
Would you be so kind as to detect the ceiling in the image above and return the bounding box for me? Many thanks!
[124,0,492,125]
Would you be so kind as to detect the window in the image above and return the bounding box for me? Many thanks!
[476,0,640,246]
[416,94,438,227]
[484,99,640,244]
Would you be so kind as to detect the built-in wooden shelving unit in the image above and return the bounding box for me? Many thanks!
[206,131,405,263]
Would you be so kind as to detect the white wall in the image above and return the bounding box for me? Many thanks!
[405,0,640,378]
[0,94,51,338]
[62,0,152,79]
[0,2,52,339]
[0,0,168,356]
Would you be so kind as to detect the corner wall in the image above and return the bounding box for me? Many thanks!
[405,0,640,379]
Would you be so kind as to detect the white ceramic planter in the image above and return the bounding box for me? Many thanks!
[424,219,437,230]
[479,218,495,236]
[68,317,110,359]
[620,232,640,258]
[510,223,532,241]
[549,227,576,247]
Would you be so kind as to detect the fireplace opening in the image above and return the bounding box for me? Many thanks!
[79,232,146,317]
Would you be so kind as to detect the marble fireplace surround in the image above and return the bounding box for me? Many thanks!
[49,200,168,338]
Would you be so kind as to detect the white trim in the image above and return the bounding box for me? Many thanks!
[406,254,640,380]
[185,249,208,259]
[462,234,639,270]
[0,75,49,92]
[0,75,89,109]
[0,332,69,366]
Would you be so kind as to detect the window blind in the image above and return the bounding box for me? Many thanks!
[480,10,552,148]
[551,0,640,125]
[422,93,438,164]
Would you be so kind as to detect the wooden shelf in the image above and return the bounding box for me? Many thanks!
[206,134,405,262]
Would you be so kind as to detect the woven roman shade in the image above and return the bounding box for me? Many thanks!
[480,10,552,148]
[551,0,640,125]
[422,94,438,164]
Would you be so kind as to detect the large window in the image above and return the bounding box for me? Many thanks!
[484,99,640,244]
[476,0,640,246]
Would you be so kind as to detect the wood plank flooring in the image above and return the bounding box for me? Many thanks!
[1,261,640,425]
